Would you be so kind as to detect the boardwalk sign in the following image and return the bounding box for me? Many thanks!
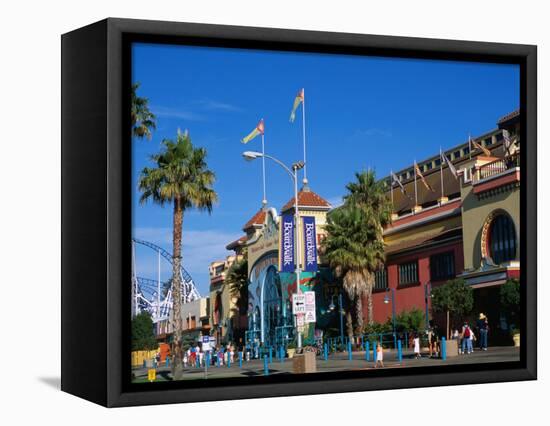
[279,213,295,273]
[302,216,318,272]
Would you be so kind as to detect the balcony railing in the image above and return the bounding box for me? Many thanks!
[477,153,520,181]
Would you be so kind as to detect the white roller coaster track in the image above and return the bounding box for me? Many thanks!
[131,239,201,323]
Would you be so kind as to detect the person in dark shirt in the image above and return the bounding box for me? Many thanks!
[476,313,489,351]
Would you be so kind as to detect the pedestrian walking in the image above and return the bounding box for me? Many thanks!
[476,313,489,351]
[413,333,421,359]
[375,344,384,368]
[461,322,473,354]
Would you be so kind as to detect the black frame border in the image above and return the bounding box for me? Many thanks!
[62,17,537,407]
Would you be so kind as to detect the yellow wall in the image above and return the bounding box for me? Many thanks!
[460,162,520,270]
[131,349,158,367]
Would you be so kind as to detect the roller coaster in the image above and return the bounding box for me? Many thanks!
[131,238,201,323]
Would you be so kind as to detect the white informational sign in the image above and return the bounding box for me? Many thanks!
[296,314,305,327]
[304,291,316,323]
[201,335,215,352]
[292,294,306,314]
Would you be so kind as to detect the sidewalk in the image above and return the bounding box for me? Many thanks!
[132,346,520,382]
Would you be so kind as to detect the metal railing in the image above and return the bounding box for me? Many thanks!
[477,153,520,181]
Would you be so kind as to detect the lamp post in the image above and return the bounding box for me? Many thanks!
[384,288,396,346]
[424,281,431,328]
[243,151,305,349]
[328,293,345,345]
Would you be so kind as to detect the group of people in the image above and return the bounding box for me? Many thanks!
[453,313,489,354]
[182,343,237,368]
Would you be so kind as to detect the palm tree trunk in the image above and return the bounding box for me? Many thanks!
[345,309,353,341]
[171,198,184,379]
[367,290,374,326]
[354,296,364,337]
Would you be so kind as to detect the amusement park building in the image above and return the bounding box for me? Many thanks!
[158,297,210,343]
[209,109,520,348]
[208,254,243,344]
[228,188,334,348]
[371,110,520,342]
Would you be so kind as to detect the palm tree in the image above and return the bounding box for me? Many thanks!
[138,130,217,378]
[225,254,249,342]
[344,170,391,325]
[344,169,392,227]
[226,255,249,315]
[322,204,384,336]
[131,82,156,140]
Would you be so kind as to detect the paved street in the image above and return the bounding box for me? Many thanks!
[132,346,520,382]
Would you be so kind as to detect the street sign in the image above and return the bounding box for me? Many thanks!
[296,314,305,327]
[201,335,215,352]
[292,294,306,314]
[304,291,316,323]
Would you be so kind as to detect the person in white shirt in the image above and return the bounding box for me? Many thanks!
[413,334,421,359]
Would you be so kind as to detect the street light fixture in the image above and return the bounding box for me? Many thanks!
[243,150,305,349]
[385,288,397,347]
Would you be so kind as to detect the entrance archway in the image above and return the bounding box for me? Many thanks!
[262,265,283,347]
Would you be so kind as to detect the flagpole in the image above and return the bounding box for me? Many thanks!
[261,131,267,206]
[302,89,308,185]
[440,147,444,201]
[414,160,418,209]
[390,170,394,210]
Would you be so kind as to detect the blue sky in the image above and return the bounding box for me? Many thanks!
[131,42,519,294]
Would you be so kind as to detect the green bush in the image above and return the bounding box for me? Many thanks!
[131,312,158,351]
[395,308,425,332]
[363,321,392,335]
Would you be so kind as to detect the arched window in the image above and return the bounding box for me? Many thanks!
[489,214,517,264]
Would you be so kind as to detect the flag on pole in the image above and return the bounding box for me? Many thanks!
[391,171,406,194]
[502,130,518,157]
[289,88,304,123]
[440,150,458,179]
[415,162,435,192]
[470,135,491,157]
[241,119,265,144]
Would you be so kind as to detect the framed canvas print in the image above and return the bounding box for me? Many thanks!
[61,18,537,407]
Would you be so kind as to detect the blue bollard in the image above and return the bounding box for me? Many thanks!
[280,346,285,363]
[216,354,220,367]
[227,352,231,368]
[269,347,273,364]
[347,340,352,361]
[442,337,447,360]
[324,343,328,361]
[143,360,146,368]
[165,357,170,367]
[263,355,269,376]
[397,340,402,362]
[239,351,243,368]
[365,341,370,361]
[206,352,210,367]
[373,341,378,362]
[196,355,200,368]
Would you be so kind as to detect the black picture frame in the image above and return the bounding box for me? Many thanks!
[61,17,537,407]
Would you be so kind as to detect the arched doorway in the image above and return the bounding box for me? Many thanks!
[488,213,517,264]
[262,265,283,347]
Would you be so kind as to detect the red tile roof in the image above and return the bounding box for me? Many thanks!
[242,209,266,231]
[497,109,519,124]
[226,235,248,250]
[281,188,331,212]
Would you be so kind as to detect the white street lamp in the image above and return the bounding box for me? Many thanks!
[243,151,305,349]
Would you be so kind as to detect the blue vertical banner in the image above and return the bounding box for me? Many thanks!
[279,213,295,273]
[302,216,318,272]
